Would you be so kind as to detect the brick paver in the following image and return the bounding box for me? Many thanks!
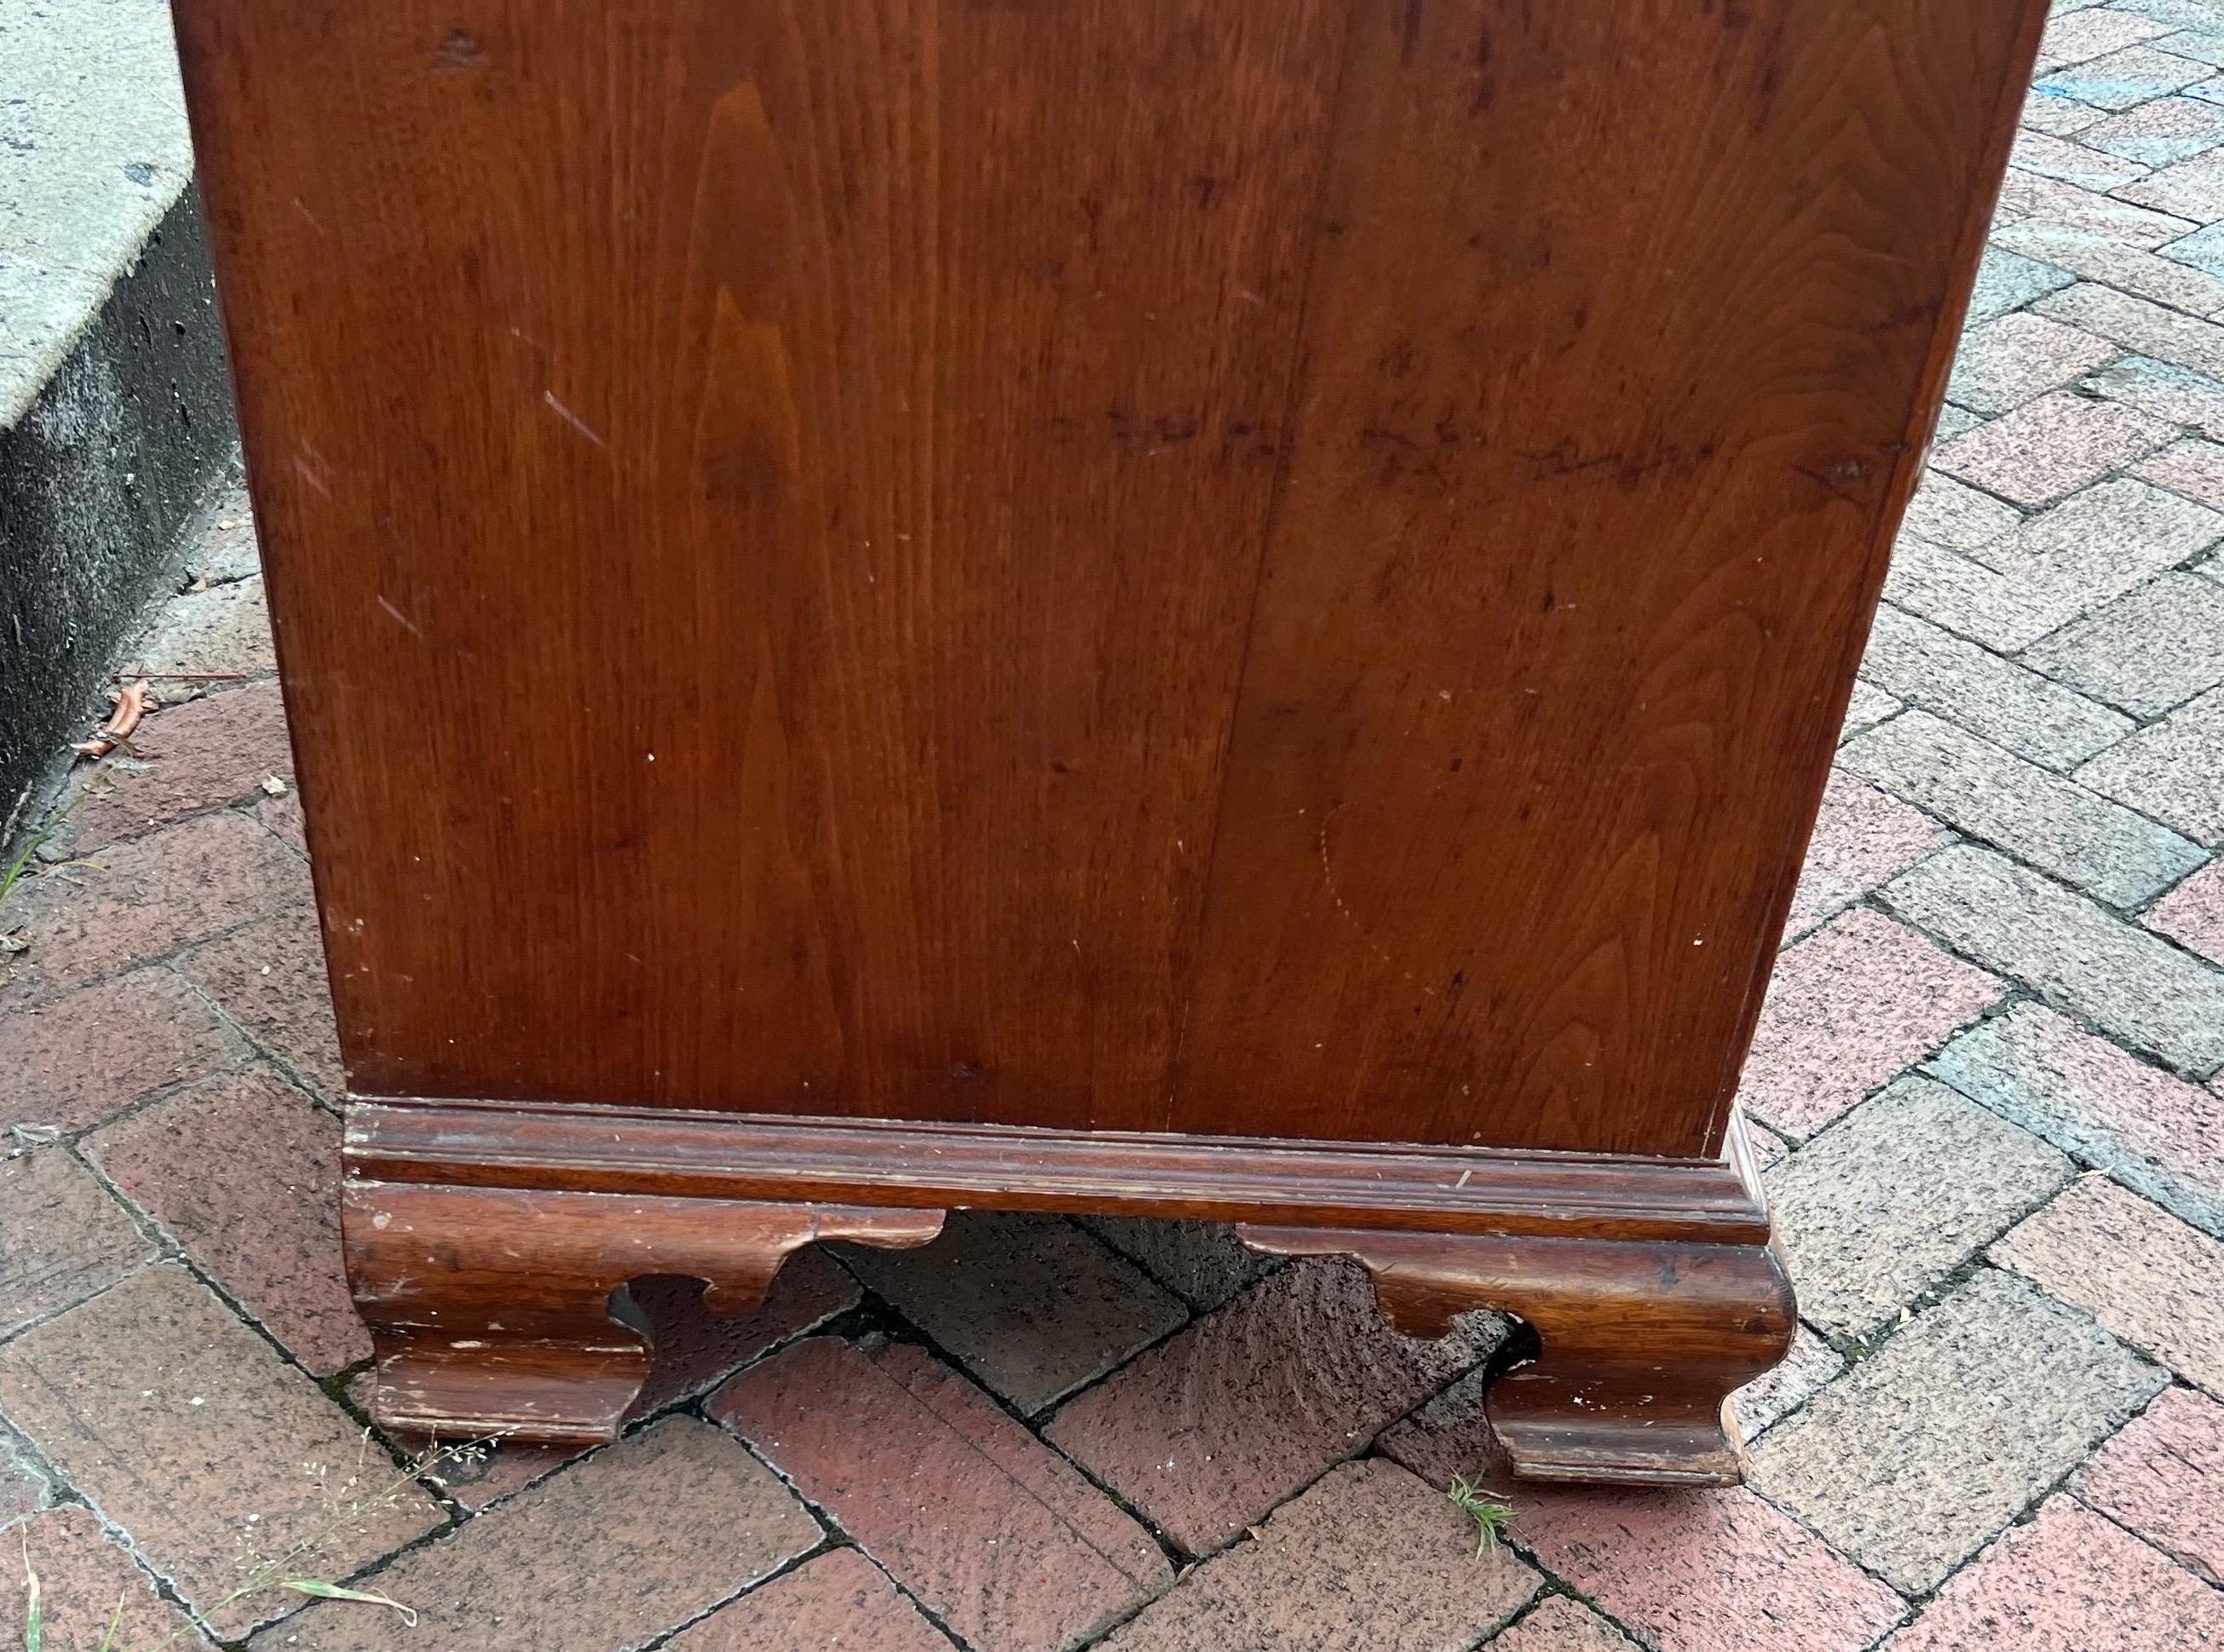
[8,15,2224,1646]
[3,1504,210,1651]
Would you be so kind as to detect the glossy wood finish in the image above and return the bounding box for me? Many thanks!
[343,1097,1782,1477]
[176,0,2045,1155]
[1237,1225,1795,1483]
[344,1181,941,1442]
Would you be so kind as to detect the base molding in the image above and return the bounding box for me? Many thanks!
[341,1098,1792,1482]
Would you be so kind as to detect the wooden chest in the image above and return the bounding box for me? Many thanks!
[173,0,2043,1482]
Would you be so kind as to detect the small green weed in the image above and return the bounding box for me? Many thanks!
[1448,1475,1517,1558]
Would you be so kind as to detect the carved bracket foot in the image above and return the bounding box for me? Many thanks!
[343,1181,942,1445]
[1237,1224,1795,1486]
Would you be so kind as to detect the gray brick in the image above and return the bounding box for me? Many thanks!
[1998,170,2197,250]
[2082,353,2224,440]
[1933,1001,2224,1235]
[1765,1076,2072,1340]
[2008,129,2152,192]
[1883,843,2224,1072]
[2022,571,2224,714]
[2034,43,2210,109]
[1858,606,2133,770]
[1734,1327,1845,1442]
[2083,93,2224,164]
[2022,89,2109,136]
[1748,1269,2164,1593]
[2077,683,2224,842]
[1975,474,2222,602]
[1966,244,2077,324]
[2163,216,2224,274]
[2174,29,2224,68]
[1901,472,2023,550]
[1839,679,1904,742]
[1993,216,2224,312]
[1076,1217,1280,1313]
[2037,279,2224,375]
[2039,6,2175,67]
[1945,312,2118,414]
[1933,404,1986,440]
[2117,141,2224,215]
[2119,0,2224,32]
[1839,709,2206,905]
[1881,535,2092,650]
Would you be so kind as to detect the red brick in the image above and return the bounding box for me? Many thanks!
[631,1242,864,1413]
[254,786,308,855]
[0,964,245,1132]
[1886,1496,2224,1651]
[1735,908,2004,1137]
[1374,1366,1512,1492]
[1489,1597,1641,1652]
[0,811,310,1008]
[712,1335,1170,1652]
[69,682,293,852]
[4,1505,210,1650]
[1784,773,1947,940]
[2150,860,2224,967]
[0,1264,443,1637]
[89,1068,366,1372]
[1044,1257,1498,1557]
[838,1211,1186,1413]
[2076,1387,2224,1586]
[244,1418,818,1652]
[177,903,343,1097]
[1992,1176,2224,1392]
[0,1148,153,1334]
[1514,1486,1906,1652]
[1933,389,2173,506]
[1101,1460,1537,1651]
[668,1549,957,1652]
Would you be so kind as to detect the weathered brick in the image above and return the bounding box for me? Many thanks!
[0,1423,47,1524]
[67,682,293,852]
[2148,857,2224,963]
[2084,92,2224,163]
[2039,5,2176,66]
[1884,1495,2224,1651]
[3,1505,210,1651]
[1935,1001,2224,1231]
[2075,1386,2224,1584]
[667,1549,956,1652]
[1858,605,2132,770]
[182,486,260,584]
[2135,432,2224,509]
[1767,1077,2071,1339]
[249,1417,817,1652]
[631,1243,864,1413]
[176,903,344,1097]
[2162,21,2224,66]
[2161,213,2224,275]
[1044,1258,1499,1557]
[88,1068,365,1373]
[1946,313,2120,414]
[2120,135,2224,211]
[1100,1459,1536,1652]
[1841,710,2202,905]
[1901,472,2024,550]
[1748,1269,2164,1592]
[1734,908,2005,1138]
[837,1211,1185,1414]
[1489,1598,1640,1652]
[1881,535,2089,651]
[1932,404,1985,439]
[713,1336,1171,1652]
[0,964,245,1132]
[0,1264,443,1636]
[254,786,308,855]
[1513,1486,1906,1652]
[1931,389,2173,505]
[2008,128,2152,191]
[1884,844,2224,1074]
[0,812,310,1009]
[1965,242,2078,321]
[2077,683,2224,843]
[2084,352,2224,436]
[121,576,278,679]
[0,1148,153,1335]
[1980,471,2224,590]
[1076,1217,1281,1311]
[1784,771,1948,939]
[1997,173,2195,251]
[1735,1327,1847,1442]
[2023,571,2224,716]
[1838,680,1904,741]
[2039,278,2224,373]
[1994,1175,2224,1389]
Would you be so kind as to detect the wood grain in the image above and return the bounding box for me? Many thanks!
[176,0,2043,1153]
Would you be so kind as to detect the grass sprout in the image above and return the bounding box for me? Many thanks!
[1448,1475,1517,1558]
